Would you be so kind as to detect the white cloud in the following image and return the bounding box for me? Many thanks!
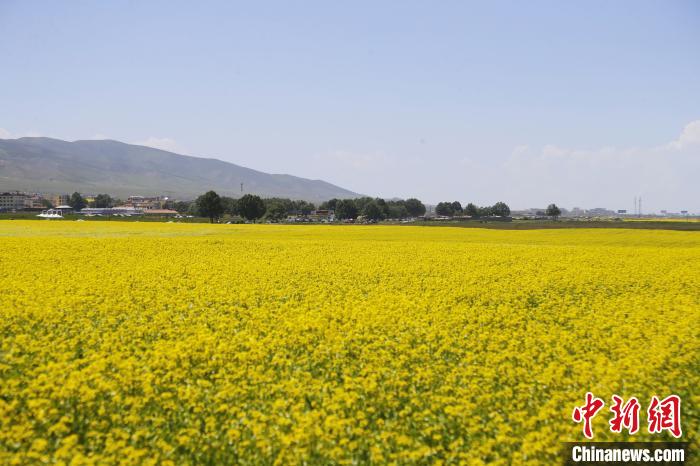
[0,128,11,139]
[134,137,188,154]
[668,120,700,150]
[501,120,700,212]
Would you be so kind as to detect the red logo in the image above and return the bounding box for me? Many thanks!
[572,393,682,439]
[648,395,682,438]
[572,392,605,439]
[609,395,640,434]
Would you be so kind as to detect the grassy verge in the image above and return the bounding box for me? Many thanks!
[3,212,699,230]
[411,219,700,231]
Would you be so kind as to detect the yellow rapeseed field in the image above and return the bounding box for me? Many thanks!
[0,221,698,464]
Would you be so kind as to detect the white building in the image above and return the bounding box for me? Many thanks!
[0,192,27,211]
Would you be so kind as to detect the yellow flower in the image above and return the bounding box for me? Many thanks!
[0,221,697,464]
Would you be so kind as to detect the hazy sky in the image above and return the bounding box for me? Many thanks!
[1,1,699,211]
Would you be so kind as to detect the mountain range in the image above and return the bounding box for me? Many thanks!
[0,137,361,202]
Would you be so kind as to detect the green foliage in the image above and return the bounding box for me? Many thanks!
[546,203,562,219]
[187,202,200,216]
[386,202,409,219]
[172,195,428,223]
[93,194,113,208]
[361,201,384,221]
[477,206,493,217]
[375,198,390,217]
[174,201,192,213]
[69,192,86,211]
[491,202,511,217]
[435,202,454,217]
[455,202,511,218]
[264,199,291,221]
[320,199,339,211]
[220,197,238,216]
[353,197,375,214]
[294,200,315,215]
[238,194,266,222]
[196,191,224,223]
[335,199,359,220]
[404,198,426,217]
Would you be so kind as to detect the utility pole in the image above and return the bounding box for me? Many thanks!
[240,183,244,193]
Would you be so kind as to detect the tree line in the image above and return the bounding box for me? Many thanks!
[65,189,563,222]
[321,197,426,221]
[433,201,562,219]
[435,201,511,217]
[188,192,427,223]
[67,192,115,210]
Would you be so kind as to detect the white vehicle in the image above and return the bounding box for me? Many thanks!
[37,209,64,219]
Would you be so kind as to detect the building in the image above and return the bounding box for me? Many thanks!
[308,209,335,222]
[143,209,178,217]
[80,207,143,216]
[126,196,171,210]
[586,207,616,217]
[51,194,70,207]
[0,192,27,211]
[54,205,75,214]
[23,194,46,210]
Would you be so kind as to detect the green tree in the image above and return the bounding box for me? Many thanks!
[335,199,358,220]
[69,192,86,211]
[320,198,339,211]
[293,200,315,215]
[264,199,289,222]
[435,202,454,217]
[387,202,409,219]
[477,206,493,217]
[451,201,463,214]
[353,197,374,213]
[491,202,511,217]
[362,201,384,221]
[546,203,562,219]
[465,202,478,217]
[93,193,113,208]
[238,194,266,222]
[41,198,53,208]
[404,198,426,217]
[375,198,390,217]
[174,201,192,213]
[187,202,199,216]
[196,190,224,223]
[220,197,238,216]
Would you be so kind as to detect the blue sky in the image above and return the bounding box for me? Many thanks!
[1,0,698,211]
